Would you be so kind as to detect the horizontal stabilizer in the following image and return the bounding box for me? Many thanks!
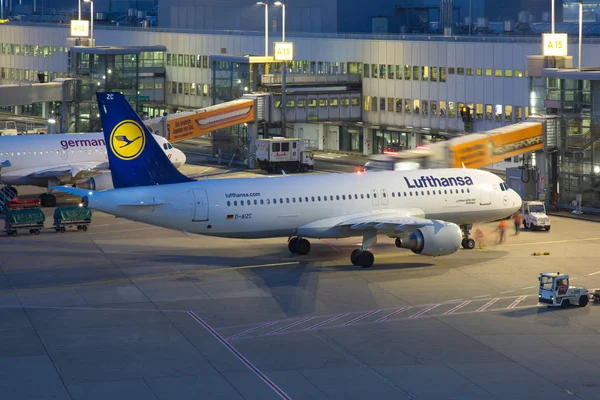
[52,186,94,197]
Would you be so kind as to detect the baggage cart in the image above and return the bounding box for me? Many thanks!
[5,208,45,237]
[53,206,92,233]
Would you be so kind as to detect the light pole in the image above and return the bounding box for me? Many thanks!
[256,2,268,57]
[578,1,582,71]
[84,0,93,47]
[275,1,286,136]
[551,0,555,33]
[78,0,81,19]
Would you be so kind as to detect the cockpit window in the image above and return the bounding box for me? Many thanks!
[168,144,173,149]
[163,143,168,150]
[499,183,508,191]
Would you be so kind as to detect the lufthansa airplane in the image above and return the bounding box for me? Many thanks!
[0,131,186,206]
[55,92,522,268]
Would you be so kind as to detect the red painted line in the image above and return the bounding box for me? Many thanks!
[226,320,280,341]
[266,316,315,336]
[507,295,527,309]
[443,301,471,315]
[375,306,410,322]
[409,304,440,319]
[306,313,349,330]
[188,312,292,400]
[343,310,380,326]
[476,298,499,312]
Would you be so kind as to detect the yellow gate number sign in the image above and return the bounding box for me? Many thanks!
[274,42,294,61]
[542,33,568,57]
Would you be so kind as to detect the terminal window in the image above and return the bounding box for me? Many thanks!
[387,98,394,112]
[363,64,370,78]
[430,67,438,81]
[439,67,446,82]
[372,64,378,78]
[412,66,419,80]
[494,69,502,77]
[515,70,523,77]
[379,97,385,111]
[476,68,482,76]
[485,104,492,119]
[404,65,411,80]
[387,65,394,79]
[485,69,492,76]
[466,68,473,76]
[396,98,402,113]
[505,70,513,77]
[379,64,386,79]
[448,67,455,75]
[395,65,402,79]
[421,66,429,80]
[439,101,446,116]
[430,101,437,115]
[457,68,464,75]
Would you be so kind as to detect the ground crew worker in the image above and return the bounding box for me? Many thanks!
[513,212,522,235]
[496,219,508,243]
[475,229,485,248]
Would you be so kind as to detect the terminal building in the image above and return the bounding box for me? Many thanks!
[0,15,599,212]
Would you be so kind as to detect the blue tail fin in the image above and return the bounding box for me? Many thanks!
[96,92,194,188]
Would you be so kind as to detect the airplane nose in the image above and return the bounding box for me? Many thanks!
[509,189,522,209]
[178,150,187,166]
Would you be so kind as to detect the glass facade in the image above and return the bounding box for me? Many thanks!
[339,126,363,153]
[68,46,165,133]
[541,75,600,210]
[211,57,251,104]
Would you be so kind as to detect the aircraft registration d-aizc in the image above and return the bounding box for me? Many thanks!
[54,92,522,268]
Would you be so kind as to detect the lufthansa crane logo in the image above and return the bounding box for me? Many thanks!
[109,120,146,160]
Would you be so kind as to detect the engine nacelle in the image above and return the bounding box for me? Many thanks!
[398,221,462,256]
[76,174,114,191]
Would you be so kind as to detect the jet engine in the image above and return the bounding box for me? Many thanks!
[76,174,114,191]
[397,221,462,256]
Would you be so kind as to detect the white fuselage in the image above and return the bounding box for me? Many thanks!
[84,168,522,239]
[0,133,185,187]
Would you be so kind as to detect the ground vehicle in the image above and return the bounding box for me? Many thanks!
[0,121,18,136]
[4,208,45,236]
[522,201,551,231]
[363,154,421,172]
[53,206,92,232]
[538,272,589,307]
[255,137,314,173]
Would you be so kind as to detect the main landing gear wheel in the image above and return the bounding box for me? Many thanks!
[460,224,475,250]
[40,193,57,207]
[288,237,311,255]
[461,238,476,249]
[350,250,374,268]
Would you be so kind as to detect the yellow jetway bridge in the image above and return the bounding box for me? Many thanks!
[389,118,553,170]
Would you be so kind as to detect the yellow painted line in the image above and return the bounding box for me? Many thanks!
[501,237,600,247]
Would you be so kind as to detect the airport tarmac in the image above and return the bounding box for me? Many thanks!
[2,196,600,400]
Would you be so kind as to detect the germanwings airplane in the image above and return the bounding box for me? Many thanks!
[55,92,522,268]
[0,132,186,206]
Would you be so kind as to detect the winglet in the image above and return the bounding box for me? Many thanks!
[96,92,194,188]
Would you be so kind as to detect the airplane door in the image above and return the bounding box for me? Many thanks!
[480,186,492,205]
[193,189,209,221]
[371,189,379,205]
[380,189,388,205]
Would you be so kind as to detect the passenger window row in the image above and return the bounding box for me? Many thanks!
[226,188,471,207]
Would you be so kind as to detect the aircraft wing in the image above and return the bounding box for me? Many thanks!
[28,162,109,180]
[334,210,434,233]
[297,208,434,236]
